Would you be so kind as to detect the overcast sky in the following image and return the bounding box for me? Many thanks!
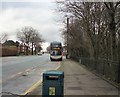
[0,0,64,50]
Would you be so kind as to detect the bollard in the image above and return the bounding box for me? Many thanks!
[42,70,64,97]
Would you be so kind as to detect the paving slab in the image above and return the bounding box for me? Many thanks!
[28,59,119,96]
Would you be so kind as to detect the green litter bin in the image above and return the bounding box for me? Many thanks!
[42,70,64,97]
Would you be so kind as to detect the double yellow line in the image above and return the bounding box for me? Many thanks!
[22,65,61,95]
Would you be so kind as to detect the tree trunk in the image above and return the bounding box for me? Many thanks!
[32,42,34,55]
[110,18,117,61]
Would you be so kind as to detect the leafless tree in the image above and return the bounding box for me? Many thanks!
[56,1,120,61]
[17,26,44,55]
[0,33,8,43]
[30,31,44,55]
[56,0,120,83]
[104,2,120,61]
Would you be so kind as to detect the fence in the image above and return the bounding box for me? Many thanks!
[0,46,18,57]
[71,56,120,84]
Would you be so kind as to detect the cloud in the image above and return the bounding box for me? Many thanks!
[0,2,64,45]
[2,0,56,3]
[1,2,55,10]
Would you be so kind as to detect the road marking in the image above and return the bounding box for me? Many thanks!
[22,64,61,95]
[10,72,22,78]
[2,72,23,83]
[2,67,34,84]
[55,65,61,70]
[25,69,31,72]
[23,80,42,95]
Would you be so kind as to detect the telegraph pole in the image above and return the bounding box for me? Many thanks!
[66,17,69,59]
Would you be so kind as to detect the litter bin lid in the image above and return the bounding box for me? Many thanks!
[43,70,64,75]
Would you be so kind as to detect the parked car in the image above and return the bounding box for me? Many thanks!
[38,52,42,55]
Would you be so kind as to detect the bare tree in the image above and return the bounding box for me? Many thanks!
[17,26,44,55]
[0,33,8,43]
[56,1,120,61]
[104,2,120,61]
[56,0,120,83]
[57,1,106,59]
[30,31,44,55]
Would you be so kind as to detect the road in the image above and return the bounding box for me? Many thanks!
[1,54,61,95]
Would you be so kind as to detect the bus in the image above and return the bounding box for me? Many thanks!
[50,41,63,61]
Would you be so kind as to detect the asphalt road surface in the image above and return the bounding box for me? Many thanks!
[1,54,61,95]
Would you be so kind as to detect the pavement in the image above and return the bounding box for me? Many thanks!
[27,59,120,96]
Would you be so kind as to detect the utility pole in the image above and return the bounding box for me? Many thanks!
[66,17,69,59]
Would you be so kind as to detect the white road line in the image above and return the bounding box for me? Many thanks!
[22,63,61,95]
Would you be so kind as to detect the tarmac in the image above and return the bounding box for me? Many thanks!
[27,59,119,96]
